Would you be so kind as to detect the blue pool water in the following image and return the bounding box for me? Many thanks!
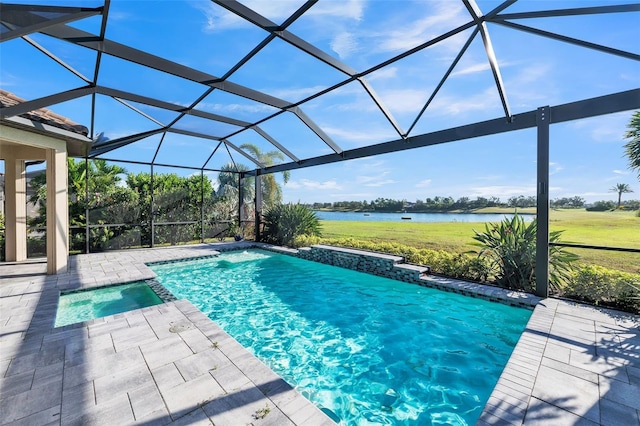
[55,282,163,327]
[149,250,531,425]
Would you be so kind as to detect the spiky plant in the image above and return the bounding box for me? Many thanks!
[261,203,321,247]
[472,213,578,293]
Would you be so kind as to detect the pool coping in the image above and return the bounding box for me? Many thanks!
[269,243,542,310]
[1,242,639,425]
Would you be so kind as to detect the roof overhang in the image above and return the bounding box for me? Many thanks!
[1,115,93,157]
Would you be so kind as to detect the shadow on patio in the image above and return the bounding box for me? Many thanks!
[0,246,335,425]
[482,300,640,425]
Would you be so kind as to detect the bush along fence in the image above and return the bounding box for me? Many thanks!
[292,235,640,314]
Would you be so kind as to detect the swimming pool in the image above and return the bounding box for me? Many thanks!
[149,249,531,425]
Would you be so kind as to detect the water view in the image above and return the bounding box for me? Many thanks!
[314,211,535,223]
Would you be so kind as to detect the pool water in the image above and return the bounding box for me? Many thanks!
[55,282,163,327]
[150,250,531,425]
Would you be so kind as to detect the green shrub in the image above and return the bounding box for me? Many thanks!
[586,200,616,211]
[564,264,640,313]
[262,203,322,246]
[291,234,322,248]
[472,214,578,292]
[289,231,639,313]
[293,237,492,283]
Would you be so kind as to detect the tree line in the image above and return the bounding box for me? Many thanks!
[23,144,289,253]
[309,195,639,212]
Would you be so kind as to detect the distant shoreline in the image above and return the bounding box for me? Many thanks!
[313,207,538,215]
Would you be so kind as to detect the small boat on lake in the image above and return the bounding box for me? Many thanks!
[401,216,411,220]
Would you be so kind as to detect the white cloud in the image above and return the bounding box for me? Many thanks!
[195,0,365,34]
[355,170,396,187]
[613,169,630,175]
[579,191,613,198]
[242,1,300,20]
[549,162,563,175]
[194,1,298,31]
[195,3,246,31]
[106,11,131,21]
[620,71,640,82]
[513,62,552,86]
[569,111,629,143]
[364,179,396,187]
[286,179,342,190]
[415,179,432,188]
[429,86,501,116]
[0,71,18,87]
[451,62,490,77]
[377,3,467,52]
[323,126,396,144]
[470,185,536,198]
[347,159,386,169]
[307,0,365,21]
[328,192,372,199]
[589,124,627,143]
[331,32,359,59]
[377,89,428,114]
[269,85,328,101]
[356,174,382,184]
[368,67,398,81]
[505,62,556,108]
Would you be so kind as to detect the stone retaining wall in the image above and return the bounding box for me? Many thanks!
[264,243,539,309]
[295,244,430,284]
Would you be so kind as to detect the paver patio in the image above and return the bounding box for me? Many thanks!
[1,242,638,425]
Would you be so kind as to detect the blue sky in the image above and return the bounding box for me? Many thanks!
[2,0,639,204]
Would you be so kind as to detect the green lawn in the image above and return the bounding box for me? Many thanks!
[319,209,640,274]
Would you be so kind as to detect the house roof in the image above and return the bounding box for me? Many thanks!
[0,89,89,136]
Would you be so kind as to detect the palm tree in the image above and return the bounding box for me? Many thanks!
[239,143,290,208]
[28,158,124,208]
[27,158,126,227]
[217,162,254,204]
[624,111,640,181]
[610,183,634,208]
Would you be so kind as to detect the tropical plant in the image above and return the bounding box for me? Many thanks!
[217,163,253,202]
[472,214,578,292]
[126,172,216,245]
[216,162,256,230]
[261,203,321,246]
[609,183,634,208]
[239,143,290,208]
[289,234,640,313]
[564,264,640,313]
[28,159,126,228]
[585,200,616,211]
[623,111,640,180]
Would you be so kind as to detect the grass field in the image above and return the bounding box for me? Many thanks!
[319,209,640,274]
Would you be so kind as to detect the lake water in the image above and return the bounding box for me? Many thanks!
[314,211,535,223]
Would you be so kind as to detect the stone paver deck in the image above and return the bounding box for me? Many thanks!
[1,242,639,425]
[1,242,335,425]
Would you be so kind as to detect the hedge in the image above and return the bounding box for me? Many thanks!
[292,235,640,313]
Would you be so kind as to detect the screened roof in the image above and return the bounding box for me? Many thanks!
[1,0,639,178]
